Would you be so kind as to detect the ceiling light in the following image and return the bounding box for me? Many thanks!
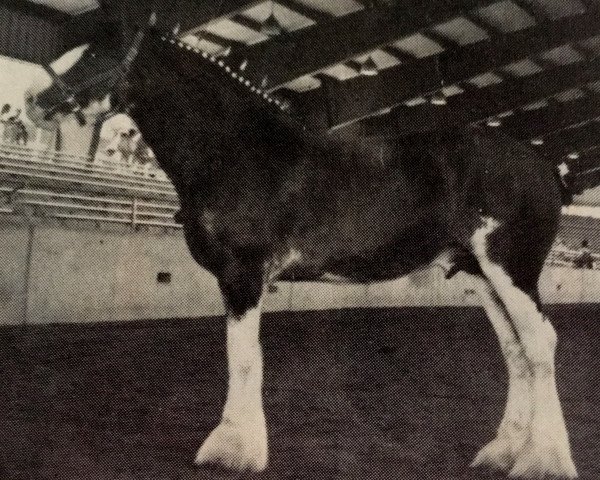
[530,138,544,146]
[486,116,502,127]
[430,91,447,106]
[360,56,378,76]
[567,152,580,160]
[261,3,283,37]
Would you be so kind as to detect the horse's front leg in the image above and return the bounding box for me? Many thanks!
[195,278,267,472]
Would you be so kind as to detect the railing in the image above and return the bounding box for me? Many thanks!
[0,186,181,229]
[0,143,177,201]
[1,143,168,179]
[0,143,181,228]
[546,245,600,270]
[1,187,598,259]
[2,143,600,259]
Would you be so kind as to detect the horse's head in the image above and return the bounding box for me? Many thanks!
[26,14,156,129]
[105,127,140,157]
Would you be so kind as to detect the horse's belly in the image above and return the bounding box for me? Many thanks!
[277,246,445,284]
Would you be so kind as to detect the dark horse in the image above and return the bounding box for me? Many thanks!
[27,16,578,478]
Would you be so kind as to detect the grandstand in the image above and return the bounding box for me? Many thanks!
[0,142,179,228]
[2,141,599,271]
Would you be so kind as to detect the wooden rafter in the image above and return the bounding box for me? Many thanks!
[461,11,500,38]
[199,31,233,47]
[230,14,264,32]
[379,45,416,63]
[235,0,500,88]
[534,121,600,156]
[359,59,600,135]
[422,29,461,51]
[229,1,333,36]
[277,0,333,24]
[296,9,600,129]
[501,96,600,141]
[509,0,546,22]
[98,0,264,35]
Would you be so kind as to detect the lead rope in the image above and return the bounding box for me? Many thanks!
[41,13,156,125]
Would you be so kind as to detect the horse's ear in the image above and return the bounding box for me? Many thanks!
[149,12,157,26]
[172,23,181,35]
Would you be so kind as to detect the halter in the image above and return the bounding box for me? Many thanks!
[40,12,301,129]
[41,14,154,126]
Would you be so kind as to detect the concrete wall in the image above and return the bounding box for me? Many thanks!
[1,216,600,325]
[0,222,31,325]
[25,222,224,324]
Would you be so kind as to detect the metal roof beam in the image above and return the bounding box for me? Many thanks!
[4,0,69,22]
[533,120,600,156]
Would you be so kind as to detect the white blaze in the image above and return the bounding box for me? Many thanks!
[29,45,90,95]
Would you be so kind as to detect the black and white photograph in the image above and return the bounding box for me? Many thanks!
[0,0,600,478]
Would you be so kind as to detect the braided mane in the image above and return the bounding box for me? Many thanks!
[149,29,294,119]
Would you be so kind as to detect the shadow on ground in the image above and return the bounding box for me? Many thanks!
[0,305,598,479]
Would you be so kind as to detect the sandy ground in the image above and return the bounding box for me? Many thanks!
[0,305,599,480]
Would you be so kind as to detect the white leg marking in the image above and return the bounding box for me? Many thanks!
[470,276,532,472]
[472,218,577,479]
[195,301,268,472]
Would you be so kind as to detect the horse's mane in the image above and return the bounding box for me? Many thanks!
[134,29,298,125]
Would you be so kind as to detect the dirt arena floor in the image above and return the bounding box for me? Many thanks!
[1,305,599,480]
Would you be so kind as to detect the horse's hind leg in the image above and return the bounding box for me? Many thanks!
[469,275,532,472]
[472,217,577,479]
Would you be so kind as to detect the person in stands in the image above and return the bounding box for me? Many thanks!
[575,239,594,269]
[8,109,28,145]
[0,104,10,122]
[0,104,12,143]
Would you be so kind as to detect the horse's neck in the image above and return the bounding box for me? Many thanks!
[128,70,285,195]
[57,116,99,157]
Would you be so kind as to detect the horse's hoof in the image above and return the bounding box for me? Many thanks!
[509,440,577,479]
[470,436,516,472]
[195,419,268,472]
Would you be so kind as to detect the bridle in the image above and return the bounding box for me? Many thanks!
[40,13,156,126]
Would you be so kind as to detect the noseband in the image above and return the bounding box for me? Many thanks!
[40,21,151,126]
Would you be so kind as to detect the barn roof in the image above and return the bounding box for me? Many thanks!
[2,0,600,173]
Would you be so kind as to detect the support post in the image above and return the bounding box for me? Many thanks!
[132,198,138,228]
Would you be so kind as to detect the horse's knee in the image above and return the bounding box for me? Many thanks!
[518,321,557,376]
[503,341,531,379]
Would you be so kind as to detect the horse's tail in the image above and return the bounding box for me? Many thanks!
[556,162,600,205]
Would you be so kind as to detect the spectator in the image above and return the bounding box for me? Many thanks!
[102,126,159,175]
[0,104,10,122]
[8,109,28,145]
[0,104,12,143]
[575,240,594,269]
[554,237,567,250]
